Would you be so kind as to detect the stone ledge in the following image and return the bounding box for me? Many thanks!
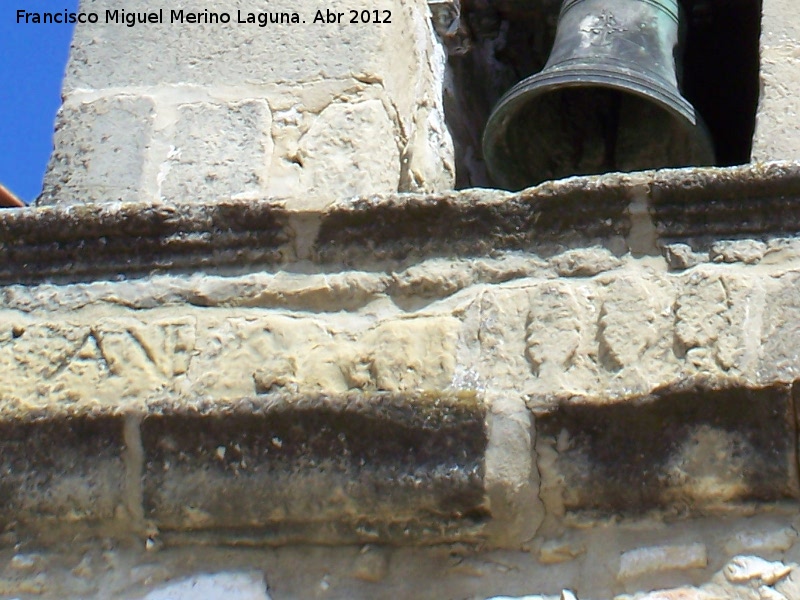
[0,393,488,546]
[535,382,799,518]
[4,162,800,283]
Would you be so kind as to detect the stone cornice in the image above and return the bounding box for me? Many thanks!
[4,162,800,283]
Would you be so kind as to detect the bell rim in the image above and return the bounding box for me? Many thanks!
[483,66,716,190]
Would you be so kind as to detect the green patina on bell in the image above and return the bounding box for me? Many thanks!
[483,0,715,191]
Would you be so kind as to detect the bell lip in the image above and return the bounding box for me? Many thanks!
[483,66,716,191]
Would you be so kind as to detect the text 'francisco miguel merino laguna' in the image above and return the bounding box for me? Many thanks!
[17,9,303,26]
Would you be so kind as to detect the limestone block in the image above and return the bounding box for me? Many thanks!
[761,0,799,47]
[39,95,155,205]
[0,315,197,410]
[0,305,463,410]
[359,316,459,392]
[710,240,767,265]
[66,0,417,93]
[525,284,584,379]
[761,272,800,381]
[476,288,535,389]
[297,99,400,203]
[400,101,455,193]
[674,270,759,374]
[192,314,459,399]
[596,274,667,378]
[483,395,543,547]
[548,248,621,277]
[159,100,273,202]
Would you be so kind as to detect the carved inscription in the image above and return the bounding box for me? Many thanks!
[525,284,583,378]
[0,316,196,406]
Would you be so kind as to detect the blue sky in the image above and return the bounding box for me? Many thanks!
[2,2,78,203]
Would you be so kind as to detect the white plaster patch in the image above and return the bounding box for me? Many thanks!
[142,572,270,600]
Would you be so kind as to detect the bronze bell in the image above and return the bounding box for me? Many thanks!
[482,0,715,190]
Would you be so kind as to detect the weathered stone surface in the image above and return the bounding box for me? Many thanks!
[596,273,673,387]
[549,248,622,277]
[663,243,704,270]
[674,269,758,375]
[761,272,800,381]
[140,393,488,542]
[297,99,400,202]
[634,589,713,600]
[351,545,390,582]
[775,566,800,600]
[159,100,273,202]
[39,96,155,205]
[0,413,127,526]
[66,0,417,92]
[709,240,767,265]
[618,544,707,582]
[10,165,800,281]
[723,527,798,556]
[483,394,543,547]
[0,201,291,283]
[537,537,586,564]
[753,0,800,161]
[0,315,198,410]
[650,164,800,246]
[536,384,798,515]
[723,556,792,586]
[11,166,800,549]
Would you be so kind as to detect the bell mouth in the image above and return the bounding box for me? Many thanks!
[482,68,716,191]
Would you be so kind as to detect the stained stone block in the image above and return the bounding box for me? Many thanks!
[0,413,127,525]
[141,393,488,543]
[39,96,155,205]
[160,100,273,203]
[535,384,798,515]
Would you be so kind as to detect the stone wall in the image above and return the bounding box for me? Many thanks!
[7,164,800,568]
[10,0,800,597]
[38,0,455,208]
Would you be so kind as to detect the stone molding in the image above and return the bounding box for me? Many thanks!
[5,162,800,284]
[5,163,800,546]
